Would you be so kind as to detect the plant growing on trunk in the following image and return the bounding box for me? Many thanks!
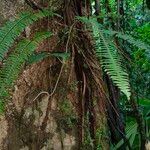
[0,0,149,149]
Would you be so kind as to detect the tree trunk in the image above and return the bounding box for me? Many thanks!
[0,0,109,149]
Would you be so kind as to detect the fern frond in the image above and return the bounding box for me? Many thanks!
[0,31,52,100]
[78,16,150,54]
[0,10,54,61]
[79,17,131,99]
[27,52,50,65]
[103,30,150,54]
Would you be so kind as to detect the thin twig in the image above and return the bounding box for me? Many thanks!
[25,0,43,11]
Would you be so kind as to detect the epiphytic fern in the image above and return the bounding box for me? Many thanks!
[103,30,150,56]
[0,10,54,61]
[92,19,131,99]
[79,17,131,99]
[0,31,52,108]
[0,9,54,113]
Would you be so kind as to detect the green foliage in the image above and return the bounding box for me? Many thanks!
[0,9,54,112]
[138,99,150,137]
[117,97,150,148]
[0,10,54,61]
[0,1,149,148]
[80,13,150,148]
[136,23,150,44]
[0,101,5,114]
[129,23,150,98]
[78,16,150,101]
[79,17,131,100]
[27,52,70,65]
[103,29,150,56]
[0,31,52,103]
[58,98,77,130]
[51,52,70,63]
[112,122,138,149]
[27,52,50,65]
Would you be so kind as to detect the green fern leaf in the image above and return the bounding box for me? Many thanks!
[92,20,130,99]
[79,17,131,99]
[103,30,150,55]
[0,31,52,100]
[0,10,54,61]
[27,52,50,65]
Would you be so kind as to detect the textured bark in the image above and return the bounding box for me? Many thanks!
[0,0,109,149]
